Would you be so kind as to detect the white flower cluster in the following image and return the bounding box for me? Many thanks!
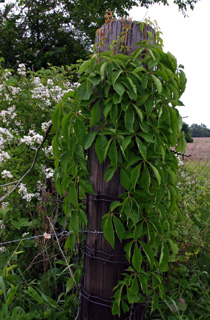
[0,151,10,166]
[17,63,26,76]
[31,77,51,108]
[0,247,6,253]
[50,85,69,103]
[7,86,21,97]
[1,170,13,179]
[20,129,43,146]
[41,120,52,131]
[0,220,5,230]
[31,76,74,109]
[22,232,29,237]
[42,145,53,157]
[0,127,14,150]
[1,202,9,209]
[0,106,17,124]
[18,183,39,202]
[0,84,4,95]
[2,69,12,80]
[40,164,54,179]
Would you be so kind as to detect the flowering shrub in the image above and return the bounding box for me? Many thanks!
[0,61,78,206]
[0,60,81,318]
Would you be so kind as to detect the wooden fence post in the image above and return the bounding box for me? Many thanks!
[79,20,155,320]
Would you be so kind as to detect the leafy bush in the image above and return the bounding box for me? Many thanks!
[147,160,210,319]
[0,60,82,318]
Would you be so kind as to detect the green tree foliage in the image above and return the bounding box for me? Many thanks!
[190,123,210,137]
[182,122,193,142]
[0,0,200,70]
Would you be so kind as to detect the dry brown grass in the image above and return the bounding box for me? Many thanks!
[185,137,210,161]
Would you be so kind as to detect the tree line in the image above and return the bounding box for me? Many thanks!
[182,122,210,141]
[0,0,200,70]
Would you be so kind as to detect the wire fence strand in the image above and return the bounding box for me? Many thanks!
[0,229,104,246]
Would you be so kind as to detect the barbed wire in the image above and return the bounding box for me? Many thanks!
[0,229,104,246]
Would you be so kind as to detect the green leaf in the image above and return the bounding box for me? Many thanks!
[113,82,125,96]
[141,165,150,192]
[95,135,108,164]
[136,137,147,160]
[83,130,98,149]
[132,47,144,61]
[131,163,141,190]
[103,217,115,249]
[103,101,112,119]
[121,135,132,153]
[127,76,137,94]
[6,285,18,306]
[121,300,129,314]
[132,243,142,272]
[159,241,169,271]
[78,208,88,225]
[120,168,130,190]
[145,98,154,118]
[110,104,118,124]
[113,92,122,104]
[132,104,143,122]
[139,132,154,143]
[69,184,78,207]
[24,286,43,304]
[52,106,61,132]
[80,178,94,194]
[74,118,86,145]
[141,242,154,267]
[77,81,92,100]
[61,112,71,142]
[104,166,115,182]
[136,94,150,106]
[124,241,133,261]
[132,66,146,74]
[151,74,162,93]
[129,203,140,225]
[108,140,118,169]
[90,100,101,126]
[133,223,143,241]
[78,59,92,74]
[139,275,148,294]
[112,303,121,316]
[168,239,179,255]
[110,201,122,212]
[148,162,161,185]
[127,278,139,303]
[168,184,176,211]
[0,276,6,300]
[89,75,101,86]
[100,61,108,80]
[112,70,123,85]
[113,216,125,242]
[125,107,134,132]
[70,211,79,234]
[176,131,187,153]
[151,293,159,313]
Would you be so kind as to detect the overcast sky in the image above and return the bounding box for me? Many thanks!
[1,0,209,127]
[129,0,210,127]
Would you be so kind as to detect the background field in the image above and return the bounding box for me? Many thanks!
[186,137,210,161]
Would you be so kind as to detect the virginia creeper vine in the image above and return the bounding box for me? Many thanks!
[52,22,187,316]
